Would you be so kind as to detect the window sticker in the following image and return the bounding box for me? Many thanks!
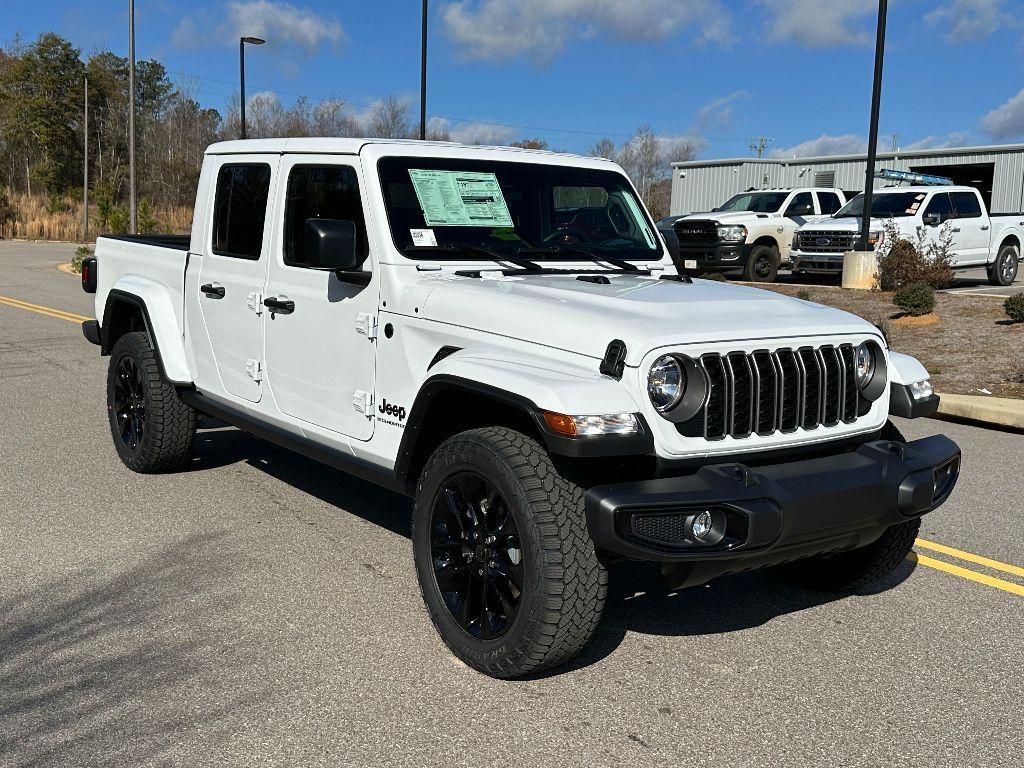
[410,228,437,247]
[915,194,926,201]
[408,169,513,227]
[621,193,657,249]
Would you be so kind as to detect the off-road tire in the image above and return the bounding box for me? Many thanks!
[106,331,196,473]
[413,427,607,678]
[742,244,779,282]
[987,243,1019,286]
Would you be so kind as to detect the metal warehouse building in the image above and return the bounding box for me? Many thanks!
[670,143,1024,216]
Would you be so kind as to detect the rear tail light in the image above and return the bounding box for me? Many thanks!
[81,256,97,293]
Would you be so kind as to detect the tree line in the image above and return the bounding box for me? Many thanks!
[0,32,695,235]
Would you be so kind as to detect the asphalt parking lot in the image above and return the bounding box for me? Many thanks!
[1,241,1022,767]
[755,265,1024,297]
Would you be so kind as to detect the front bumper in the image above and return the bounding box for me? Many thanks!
[585,434,960,587]
[676,242,751,271]
[791,250,845,273]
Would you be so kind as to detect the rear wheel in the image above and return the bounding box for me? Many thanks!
[987,243,1019,286]
[742,244,779,282]
[106,331,196,473]
[413,427,607,678]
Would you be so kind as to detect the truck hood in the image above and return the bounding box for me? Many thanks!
[800,216,881,232]
[418,273,876,365]
[679,211,779,223]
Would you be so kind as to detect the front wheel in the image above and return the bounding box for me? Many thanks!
[106,331,196,473]
[987,243,1019,286]
[412,427,607,678]
[742,244,779,282]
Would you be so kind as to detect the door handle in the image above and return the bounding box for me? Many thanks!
[200,283,225,298]
[951,227,961,233]
[981,225,990,230]
[263,297,295,314]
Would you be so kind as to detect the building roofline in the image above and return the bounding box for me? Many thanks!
[671,142,1024,168]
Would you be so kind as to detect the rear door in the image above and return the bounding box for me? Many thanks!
[262,155,378,441]
[195,157,276,403]
[950,190,989,265]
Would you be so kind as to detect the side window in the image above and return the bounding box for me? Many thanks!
[924,192,953,221]
[784,192,814,217]
[817,192,842,215]
[284,165,368,267]
[211,164,272,259]
[951,191,982,219]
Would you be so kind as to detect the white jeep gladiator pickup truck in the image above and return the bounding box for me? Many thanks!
[792,185,1024,284]
[661,187,848,282]
[80,139,960,678]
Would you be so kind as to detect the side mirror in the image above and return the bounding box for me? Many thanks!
[922,212,942,226]
[305,218,363,272]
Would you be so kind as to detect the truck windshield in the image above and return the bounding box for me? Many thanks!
[378,157,661,261]
[715,192,788,213]
[835,192,923,218]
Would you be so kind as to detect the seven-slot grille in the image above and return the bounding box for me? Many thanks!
[796,230,857,253]
[676,345,862,440]
[674,219,718,245]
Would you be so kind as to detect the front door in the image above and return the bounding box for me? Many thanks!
[196,157,276,403]
[921,192,962,264]
[263,156,378,441]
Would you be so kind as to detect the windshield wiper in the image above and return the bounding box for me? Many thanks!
[407,244,540,270]
[515,246,647,273]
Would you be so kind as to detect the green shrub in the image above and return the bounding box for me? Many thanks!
[698,271,727,282]
[71,245,92,274]
[796,289,812,301]
[107,205,130,234]
[1005,293,1024,323]
[877,220,954,290]
[893,282,935,317]
[138,199,161,235]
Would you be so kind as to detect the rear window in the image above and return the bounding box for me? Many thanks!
[817,192,843,215]
[952,191,982,219]
[212,164,272,259]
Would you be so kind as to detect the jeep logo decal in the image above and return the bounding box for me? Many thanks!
[379,399,406,421]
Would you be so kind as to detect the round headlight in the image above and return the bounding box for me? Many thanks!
[648,355,684,413]
[855,342,875,387]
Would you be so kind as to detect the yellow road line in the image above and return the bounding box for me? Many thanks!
[0,295,90,324]
[915,537,1024,579]
[914,552,1024,597]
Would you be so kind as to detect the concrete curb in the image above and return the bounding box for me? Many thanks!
[56,262,78,275]
[935,393,1024,431]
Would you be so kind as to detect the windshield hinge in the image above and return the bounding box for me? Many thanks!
[355,313,378,340]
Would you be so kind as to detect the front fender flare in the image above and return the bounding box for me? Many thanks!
[103,279,192,384]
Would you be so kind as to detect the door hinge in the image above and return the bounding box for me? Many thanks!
[355,312,378,340]
[245,359,263,382]
[247,291,263,315]
[353,389,373,417]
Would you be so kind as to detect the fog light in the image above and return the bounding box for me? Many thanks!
[686,508,726,545]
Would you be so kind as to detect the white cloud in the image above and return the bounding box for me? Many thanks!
[902,131,973,151]
[439,0,731,64]
[427,116,517,145]
[982,88,1024,140]
[771,134,867,158]
[691,90,748,134]
[925,0,1014,43]
[172,1,344,57]
[758,0,876,48]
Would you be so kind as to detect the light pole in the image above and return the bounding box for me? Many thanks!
[128,0,137,234]
[83,73,89,242]
[859,0,887,251]
[239,36,266,139]
[419,0,428,140]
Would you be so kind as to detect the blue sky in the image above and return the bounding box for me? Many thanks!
[5,0,1024,157]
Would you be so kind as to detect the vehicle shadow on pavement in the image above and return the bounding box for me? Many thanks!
[0,532,265,766]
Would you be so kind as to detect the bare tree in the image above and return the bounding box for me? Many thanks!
[367,95,412,139]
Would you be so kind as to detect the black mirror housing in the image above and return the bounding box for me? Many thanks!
[305,218,362,272]
[922,212,942,226]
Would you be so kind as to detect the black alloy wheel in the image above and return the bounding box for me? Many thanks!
[429,471,523,640]
[112,355,147,451]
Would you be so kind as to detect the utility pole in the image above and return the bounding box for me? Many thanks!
[419,0,428,140]
[748,135,773,158]
[239,36,266,139]
[83,74,89,242]
[128,0,137,234]
[859,0,887,252]
[891,133,899,152]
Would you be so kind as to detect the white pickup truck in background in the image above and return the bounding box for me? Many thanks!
[658,187,848,282]
[791,185,1024,285]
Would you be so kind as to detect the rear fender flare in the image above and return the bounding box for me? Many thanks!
[102,279,192,384]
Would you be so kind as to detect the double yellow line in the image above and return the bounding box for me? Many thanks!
[914,538,1024,596]
[0,294,91,324]
[2,293,1024,598]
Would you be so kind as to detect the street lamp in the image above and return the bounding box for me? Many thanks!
[858,0,887,252]
[239,36,266,139]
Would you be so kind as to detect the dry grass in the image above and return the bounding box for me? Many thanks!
[757,283,1024,399]
[0,192,192,242]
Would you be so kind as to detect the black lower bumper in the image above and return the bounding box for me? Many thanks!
[676,242,751,271]
[585,434,960,586]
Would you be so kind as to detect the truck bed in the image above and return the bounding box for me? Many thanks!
[100,234,191,250]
